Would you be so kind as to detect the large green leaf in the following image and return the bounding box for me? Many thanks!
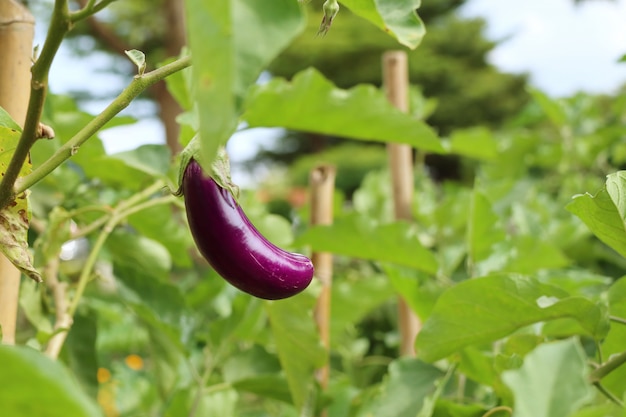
[0,345,103,417]
[340,0,425,49]
[567,171,626,258]
[296,214,438,273]
[233,0,305,94]
[415,274,609,362]
[598,276,626,395]
[266,291,326,410]
[62,312,99,399]
[185,0,236,165]
[502,339,593,417]
[242,68,443,152]
[355,358,445,417]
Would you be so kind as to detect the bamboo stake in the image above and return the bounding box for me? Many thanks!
[0,0,34,345]
[309,164,336,395]
[382,51,421,356]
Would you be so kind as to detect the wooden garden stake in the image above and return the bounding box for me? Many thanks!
[309,164,336,394]
[0,0,34,345]
[383,50,421,356]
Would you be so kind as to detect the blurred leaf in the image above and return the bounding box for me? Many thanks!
[331,275,395,346]
[19,279,53,334]
[529,88,567,128]
[223,345,291,403]
[502,339,593,417]
[107,231,172,280]
[356,358,444,417]
[467,191,504,268]
[185,0,236,166]
[0,345,103,417]
[340,0,425,49]
[110,144,171,178]
[127,204,193,268]
[164,387,238,417]
[567,171,626,258]
[416,274,609,362]
[243,68,443,152]
[62,312,99,399]
[297,214,438,273]
[266,291,326,410]
[447,127,498,160]
[0,127,40,281]
[0,107,21,131]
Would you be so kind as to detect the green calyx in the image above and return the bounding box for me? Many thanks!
[174,136,239,199]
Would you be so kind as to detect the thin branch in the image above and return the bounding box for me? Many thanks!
[71,0,120,23]
[609,315,626,326]
[44,257,72,359]
[13,55,192,196]
[0,0,71,210]
[589,349,626,383]
[72,0,131,53]
[482,406,513,417]
[593,382,624,407]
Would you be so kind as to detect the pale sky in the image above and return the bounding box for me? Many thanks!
[40,0,626,169]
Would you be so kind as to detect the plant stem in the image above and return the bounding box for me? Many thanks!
[593,382,624,407]
[482,406,513,417]
[66,179,168,317]
[609,315,626,326]
[589,349,626,383]
[0,0,71,210]
[10,55,192,203]
[70,0,119,22]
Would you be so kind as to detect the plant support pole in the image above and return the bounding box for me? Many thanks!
[383,51,421,356]
[0,0,34,345]
[309,164,336,396]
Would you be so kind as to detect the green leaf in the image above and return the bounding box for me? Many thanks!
[233,0,305,94]
[529,88,567,128]
[62,312,99,399]
[107,231,172,280]
[466,191,504,269]
[598,276,626,394]
[19,279,53,334]
[502,339,593,417]
[0,345,103,417]
[124,49,146,76]
[0,126,40,281]
[340,0,426,49]
[415,274,609,362]
[356,358,444,417]
[185,0,237,166]
[567,171,626,258]
[447,127,498,160]
[266,291,326,410]
[126,204,193,268]
[109,144,171,178]
[296,214,438,273]
[0,107,22,131]
[243,68,443,152]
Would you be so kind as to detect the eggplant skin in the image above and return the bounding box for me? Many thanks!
[183,159,314,300]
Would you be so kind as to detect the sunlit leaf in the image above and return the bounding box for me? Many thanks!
[502,339,593,417]
[340,0,426,49]
[416,274,609,362]
[243,68,443,152]
[567,171,626,258]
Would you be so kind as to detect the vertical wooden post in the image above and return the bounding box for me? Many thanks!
[382,51,421,356]
[310,164,336,402]
[0,0,34,345]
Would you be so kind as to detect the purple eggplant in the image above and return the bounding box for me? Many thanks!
[182,159,314,300]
